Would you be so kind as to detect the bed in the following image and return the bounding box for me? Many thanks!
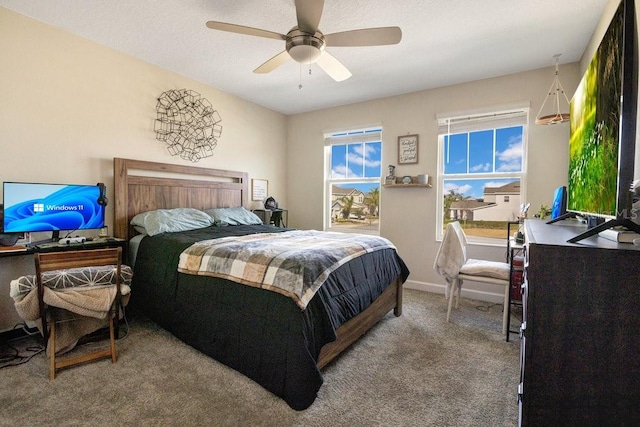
[113,158,409,410]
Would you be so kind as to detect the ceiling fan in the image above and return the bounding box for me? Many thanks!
[205,0,402,82]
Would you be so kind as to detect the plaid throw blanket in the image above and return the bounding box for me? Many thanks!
[178,230,397,309]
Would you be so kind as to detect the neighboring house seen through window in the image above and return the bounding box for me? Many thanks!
[325,128,382,234]
[436,108,528,243]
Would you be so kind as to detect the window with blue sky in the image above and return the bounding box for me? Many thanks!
[444,126,523,197]
[326,128,382,233]
[437,108,528,241]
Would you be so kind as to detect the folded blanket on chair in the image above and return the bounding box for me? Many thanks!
[9,265,132,355]
[434,224,465,286]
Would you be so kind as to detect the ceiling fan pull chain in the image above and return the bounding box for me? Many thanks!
[299,63,303,89]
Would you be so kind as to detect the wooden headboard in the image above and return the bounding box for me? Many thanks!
[113,158,249,240]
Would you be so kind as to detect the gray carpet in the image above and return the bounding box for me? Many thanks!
[1,289,520,426]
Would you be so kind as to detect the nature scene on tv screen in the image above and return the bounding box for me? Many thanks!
[568,2,623,217]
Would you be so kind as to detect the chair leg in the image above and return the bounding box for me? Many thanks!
[49,320,56,380]
[446,280,457,322]
[455,282,462,309]
[109,313,117,363]
[502,284,509,336]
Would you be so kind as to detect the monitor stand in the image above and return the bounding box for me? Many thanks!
[567,217,640,243]
[26,230,60,247]
[546,212,580,224]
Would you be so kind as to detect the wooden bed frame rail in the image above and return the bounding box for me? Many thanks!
[317,276,403,369]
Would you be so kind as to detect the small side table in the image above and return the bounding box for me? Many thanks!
[252,209,288,227]
[506,221,525,342]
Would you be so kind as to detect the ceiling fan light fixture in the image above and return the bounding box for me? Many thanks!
[289,44,322,63]
[535,54,571,125]
[286,29,325,64]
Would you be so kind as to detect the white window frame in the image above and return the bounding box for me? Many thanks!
[435,106,529,244]
[324,126,382,235]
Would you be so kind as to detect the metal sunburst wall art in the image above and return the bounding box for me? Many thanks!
[154,89,222,162]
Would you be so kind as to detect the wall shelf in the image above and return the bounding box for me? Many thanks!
[383,175,432,188]
[383,183,432,188]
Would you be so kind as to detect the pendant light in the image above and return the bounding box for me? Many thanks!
[535,55,570,125]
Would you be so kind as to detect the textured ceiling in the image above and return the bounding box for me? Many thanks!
[0,0,609,115]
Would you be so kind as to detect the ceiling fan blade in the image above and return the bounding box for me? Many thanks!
[325,27,402,47]
[206,21,285,41]
[253,50,291,74]
[295,0,324,34]
[316,52,352,82]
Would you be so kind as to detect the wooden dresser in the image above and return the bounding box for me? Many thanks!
[519,219,640,426]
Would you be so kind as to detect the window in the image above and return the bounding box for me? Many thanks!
[325,127,382,234]
[436,108,528,243]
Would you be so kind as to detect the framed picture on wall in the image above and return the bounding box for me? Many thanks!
[251,179,268,201]
[398,134,419,164]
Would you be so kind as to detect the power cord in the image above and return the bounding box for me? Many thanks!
[0,323,45,369]
[116,307,130,342]
[475,302,501,312]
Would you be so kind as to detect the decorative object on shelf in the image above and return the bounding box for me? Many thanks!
[251,179,268,201]
[385,164,397,185]
[154,89,222,162]
[417,174,429,185]
[398,134,418,164]
[401,176,412,184]
[535,54,570,125]
[534,204,551,220]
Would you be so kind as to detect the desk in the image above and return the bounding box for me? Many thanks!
[0,238,126,258]
[252,209,288,227]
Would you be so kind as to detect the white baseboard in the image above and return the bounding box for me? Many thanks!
[403,280,506,304]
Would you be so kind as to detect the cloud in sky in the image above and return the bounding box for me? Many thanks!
[445,182,473,195]
[348,144,381,168]
[497,137,522,172]
[470,162,491,172]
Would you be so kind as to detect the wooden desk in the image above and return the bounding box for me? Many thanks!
[0,238,126,258]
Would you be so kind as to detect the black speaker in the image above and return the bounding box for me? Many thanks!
[97,182,108,207]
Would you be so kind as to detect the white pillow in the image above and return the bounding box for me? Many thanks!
[204,207,263,226]
[130,208,213,236]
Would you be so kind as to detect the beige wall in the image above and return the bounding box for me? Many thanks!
[0,8,288,216]
[0,8,287,332]
[286,65,580,297]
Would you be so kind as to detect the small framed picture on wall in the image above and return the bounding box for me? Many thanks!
[251,179,268,201]
[398,134,419,164]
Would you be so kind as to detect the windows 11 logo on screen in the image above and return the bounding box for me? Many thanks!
[2,182,105,233]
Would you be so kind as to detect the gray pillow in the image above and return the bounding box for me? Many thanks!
[130,208,213,236]
[204,207,263,226]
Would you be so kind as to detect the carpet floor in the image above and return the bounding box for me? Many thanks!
[1,289,521,426]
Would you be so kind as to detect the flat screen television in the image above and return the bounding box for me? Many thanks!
[550,186,567,221]
[565,0,640,243]
[2,182,106,244]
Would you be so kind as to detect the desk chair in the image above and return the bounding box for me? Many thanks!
[35,248,123,379]
[434,222,511,335]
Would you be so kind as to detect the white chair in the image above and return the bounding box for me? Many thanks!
[434,221,511,335]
